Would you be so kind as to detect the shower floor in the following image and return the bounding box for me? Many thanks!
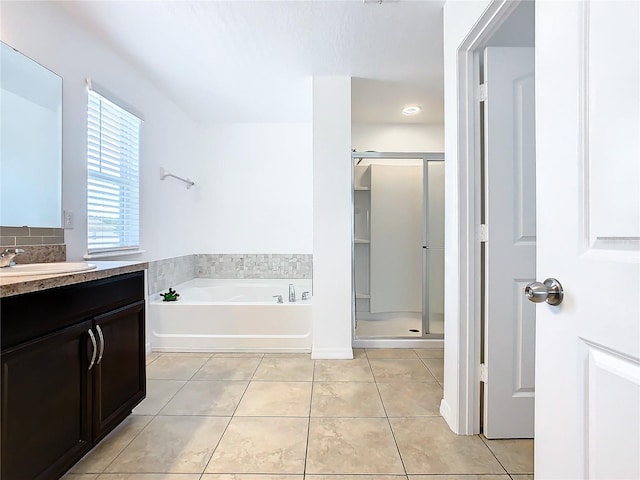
[355,312,444,338]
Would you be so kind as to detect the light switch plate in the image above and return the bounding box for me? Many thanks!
[63,210,74,229]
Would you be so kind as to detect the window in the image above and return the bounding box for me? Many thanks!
[87,88,141,254]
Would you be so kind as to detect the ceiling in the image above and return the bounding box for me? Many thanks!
[59,0,445,124]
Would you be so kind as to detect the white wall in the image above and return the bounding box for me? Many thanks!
[312,76,353,359]
[352,123,444,152]
[1,1,201,261]
[195,122,313,254]
[442,0,493,434]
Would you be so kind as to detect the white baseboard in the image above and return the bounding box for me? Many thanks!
[311,347,354,359]
[440,398,461,435]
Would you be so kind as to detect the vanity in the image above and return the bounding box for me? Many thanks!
[0,262,147,480]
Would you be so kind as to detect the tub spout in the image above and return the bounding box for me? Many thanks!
[273,295,283,304]
[289,284,296,303]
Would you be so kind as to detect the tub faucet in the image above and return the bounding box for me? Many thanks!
[0,248,24,267]
[273,295,283,304]
[289,284,296,303]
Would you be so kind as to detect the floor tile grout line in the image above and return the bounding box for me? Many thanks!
[302,357,317,477]
[184,355,261,476]
[146,364,198,415]
[89,412,156,475]
[85,354,196,475]
[195,360,255,476]
[417,356,441,384]
[367,351,409,477]
[199,414,234,476]
[479,433,513,476]
[226,354,264,417]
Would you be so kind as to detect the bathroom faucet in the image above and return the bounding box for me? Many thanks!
[289,284,296,303]
[0,248,24,267]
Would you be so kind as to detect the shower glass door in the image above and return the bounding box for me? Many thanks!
[352,152,444,339]
[423,159,445,335]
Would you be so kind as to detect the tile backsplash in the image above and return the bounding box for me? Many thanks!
[0,227,66,264]
[0,226,65,246]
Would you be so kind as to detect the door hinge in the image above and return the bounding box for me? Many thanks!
[478,83,488,102]
[480,224,489,243]
[480,363,488,383]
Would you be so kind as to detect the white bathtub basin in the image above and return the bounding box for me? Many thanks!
[0,262,97,277]
[149,278,313,352]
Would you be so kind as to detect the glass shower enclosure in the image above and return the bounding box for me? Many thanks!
[352,152,444,341]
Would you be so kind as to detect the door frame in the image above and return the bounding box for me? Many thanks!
[450,0,528,435]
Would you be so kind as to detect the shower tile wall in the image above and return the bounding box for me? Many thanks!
[147,254,196,294]
[196,254,312,279]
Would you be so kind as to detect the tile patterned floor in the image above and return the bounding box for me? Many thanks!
[63,349,533,480]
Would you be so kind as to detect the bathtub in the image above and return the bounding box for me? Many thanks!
[148,278,312,352]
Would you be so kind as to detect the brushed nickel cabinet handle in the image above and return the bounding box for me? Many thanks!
[95,325,105,365]
[88,329,97,370]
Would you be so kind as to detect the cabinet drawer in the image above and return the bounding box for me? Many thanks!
[1,271,144,350]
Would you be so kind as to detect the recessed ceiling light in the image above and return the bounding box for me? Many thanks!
[402,105,421,116]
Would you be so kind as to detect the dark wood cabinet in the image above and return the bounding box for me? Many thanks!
[0,271,146,480]
[92,300,145,441]
[1,320,93,480]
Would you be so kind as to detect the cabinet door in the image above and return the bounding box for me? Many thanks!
[92,301,145,441]
[1,320,93,480]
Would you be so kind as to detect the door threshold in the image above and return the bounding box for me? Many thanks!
[353,337,443,349]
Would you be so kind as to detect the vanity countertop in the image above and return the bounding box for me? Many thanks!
[0,260,148,298]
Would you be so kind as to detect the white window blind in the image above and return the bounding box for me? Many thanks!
[87,89,141,253]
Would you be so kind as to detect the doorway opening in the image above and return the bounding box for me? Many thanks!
[351,151,444,348]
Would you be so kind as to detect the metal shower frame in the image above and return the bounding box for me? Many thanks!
[351,151,445,344]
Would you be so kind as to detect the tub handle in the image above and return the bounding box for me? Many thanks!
[273,295,283,304]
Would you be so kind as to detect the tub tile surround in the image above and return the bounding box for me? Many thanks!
[196,253,312,280]
[65,349,534,479]
[148,253,312,295]
[147,254,196,295]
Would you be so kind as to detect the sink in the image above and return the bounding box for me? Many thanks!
[0,262,97,277]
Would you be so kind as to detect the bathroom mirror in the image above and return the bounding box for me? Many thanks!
[0,41,62,228]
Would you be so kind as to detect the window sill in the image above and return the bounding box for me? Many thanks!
[84,249,146,260]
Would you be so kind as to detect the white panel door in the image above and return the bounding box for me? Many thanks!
[535,2,640,478]
[483,47,536,438]
[370,164,423,313]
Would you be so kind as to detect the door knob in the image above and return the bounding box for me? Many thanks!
[525,278,564,306]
